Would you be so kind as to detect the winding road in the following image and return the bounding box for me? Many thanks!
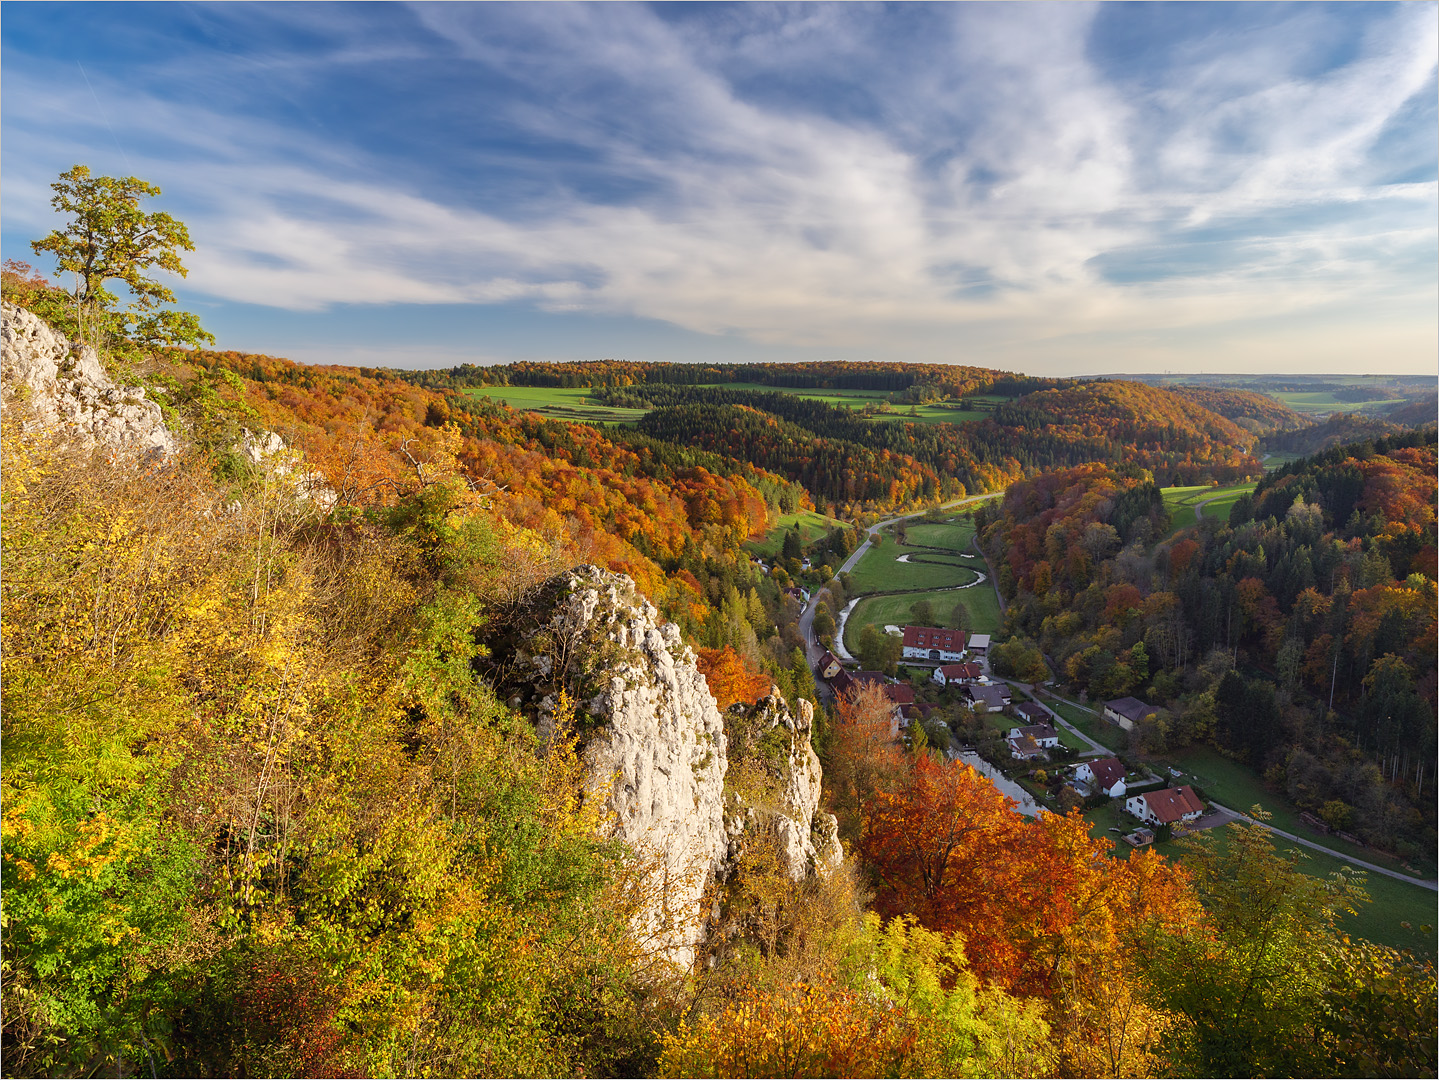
[798,492,1002,678]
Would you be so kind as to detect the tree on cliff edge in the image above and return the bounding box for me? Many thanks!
[31,164,213,354]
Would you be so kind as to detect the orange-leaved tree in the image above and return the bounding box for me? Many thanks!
[696,645,773,710]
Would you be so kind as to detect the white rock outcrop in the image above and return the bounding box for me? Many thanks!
[1,300,178,457]
[487,565,841,969]
[493,566,730,968]
[724,691,843,882]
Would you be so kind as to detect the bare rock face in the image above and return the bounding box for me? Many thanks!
[237,428,338,510]
[487,565,730,968]
[722,692,843,881]
[1,300,178,457]
[486,565,843,968]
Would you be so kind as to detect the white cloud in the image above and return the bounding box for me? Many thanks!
[2,2,1433,372]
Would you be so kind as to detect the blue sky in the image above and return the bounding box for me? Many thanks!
[3,2,1435,374]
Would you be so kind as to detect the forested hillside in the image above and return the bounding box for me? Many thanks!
[982,431,1437,858]
[5,248,1436,1080]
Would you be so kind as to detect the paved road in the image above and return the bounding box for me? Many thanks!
[1035,694,1438,891]
[799,491,1001,674]
[1206,801,1439,891]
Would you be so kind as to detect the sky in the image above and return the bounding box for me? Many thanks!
[2,2,1436,375]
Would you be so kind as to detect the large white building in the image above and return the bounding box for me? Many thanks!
[901,626,966,662]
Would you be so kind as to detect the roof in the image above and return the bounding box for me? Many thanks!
[901,702,935,721]
[1013,701,1049,722]
[1087,756,1126,790]
[901,625,965,651]
[1105,696,1154,723]
[884,684,916,705]
[966,683,1009,708]
[1008,735,1044,758]
[938,662,981,680]
[1016,724,1059,742]
[817,650,841,671]
[1137,786,1204,823]
[968,633,991,649]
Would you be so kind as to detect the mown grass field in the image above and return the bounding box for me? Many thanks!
[904,519,978,550]
[464,382,1016,429]
[745,510,845,560]
[1080,797,1436,957]
[1160,481,1256,533]
[1171,745,1433,876]
[461,385,649,425]
[843,586,997,655]
[1043,699,1129,752]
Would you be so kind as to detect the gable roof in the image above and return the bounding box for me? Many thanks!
[884,683,916,705]
[965,683,1009,708]
[1087,756,1125,790]
[1016,724,1058,742]
[1105,696,1154,724]
[1139,786,1204,823]
[1013,701,1049,722]
[817,650,841,671]
[968,633,991,649]
[901,625,965,651]
[937,661,981,680]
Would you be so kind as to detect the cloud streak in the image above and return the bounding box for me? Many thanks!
[2,1,1434,371]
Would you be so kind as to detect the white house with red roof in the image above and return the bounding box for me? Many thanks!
[931,661,981,686]
[901,626,966,661]
[1126,786,1204,827]
[1075,756,1127,798]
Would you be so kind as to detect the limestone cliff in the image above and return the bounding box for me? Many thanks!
[1,300,178,457]
[483,565,840,968]
[722,691,843,883]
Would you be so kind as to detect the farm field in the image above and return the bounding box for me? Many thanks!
[845,535,976,594]
[903,519,978,550]
[745,510,845,560]
[1261,450,1305,469]
[1160,481,1256,532]
[1270,390,1409,416]
[843,586,995,655]
[461,385,649,425]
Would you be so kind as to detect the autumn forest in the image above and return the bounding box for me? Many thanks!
[3,242,1437,1080]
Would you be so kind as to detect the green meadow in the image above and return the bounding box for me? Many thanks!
[1270,390,1409,415]
[461,385,649,425]
[841,517,1001,654]
[746,509,846,560]
[1161,481,1256,533]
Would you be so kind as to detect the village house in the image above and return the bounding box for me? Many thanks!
[1011,701,1050,724]
[968,633,991,657]
[1126,786,1205,828]
[783,585,810,604]
[1007,723,1060,749]
[963,682,1010,711]
[1075,756,1127,798]
[931,661,981,687]
[815,651,843,680]
[1007,733,1047,761]
[901,626,967,662]
[1104,696,1154,731]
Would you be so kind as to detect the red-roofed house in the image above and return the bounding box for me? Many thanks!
[1126,786,1204,827]
[816,651,843,680]
[901,626,967,662]
[931,661,981,687]
[1075,756,1127,798]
